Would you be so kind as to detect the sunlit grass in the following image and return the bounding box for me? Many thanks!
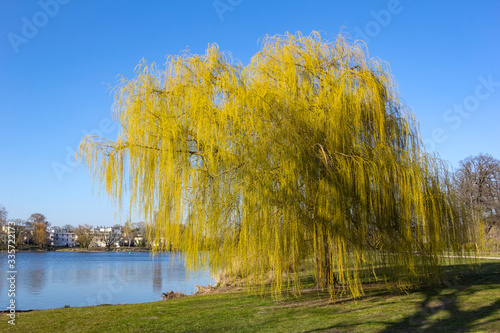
[4,260,499,333]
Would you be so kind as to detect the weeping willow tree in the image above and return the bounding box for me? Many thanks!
[78,32,479,297]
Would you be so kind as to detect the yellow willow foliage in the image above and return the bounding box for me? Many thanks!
[78,32,479,297]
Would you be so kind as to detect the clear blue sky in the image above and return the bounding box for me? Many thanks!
[1,0,499,227]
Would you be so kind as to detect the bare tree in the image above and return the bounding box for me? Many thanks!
[51,226,62,233]
[454,153,500,236]
[23,220,34,245]
[27,213,49,225]
[12,219,26,248]
[0,205,7,226]
[131,222,147,248]
[123,220,138,247]
[62,224,75,232]
[103,229,121,250]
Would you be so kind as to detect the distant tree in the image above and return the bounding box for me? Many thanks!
[13,226,26,248]
[27,213,49,225]
[123,220,138,247]
[34,223,49,248]
[74,224,93,250]
[0,206,9,249]
[134,221,145,231]
[103,229,121,250]
[0,217,26,249]
[24,213,50,246]
[0,205,7,226]
[454,153,500,237]
[11,219,26,248]
[134,222,148,247]
[23,220,33,244]
[27,213,50,248]
[62,224,75,232]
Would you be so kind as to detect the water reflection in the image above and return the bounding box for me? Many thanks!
[153,261,162,293]
[0,252,214,310]
[26,268,46,293]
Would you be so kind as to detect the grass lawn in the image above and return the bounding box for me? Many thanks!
[3,260,500,332]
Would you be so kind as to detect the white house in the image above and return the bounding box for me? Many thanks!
[0,225,8,245]
[49,229,77,247]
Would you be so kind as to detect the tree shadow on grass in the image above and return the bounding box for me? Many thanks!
[383,293,500,332]
[305,262,500,333]
[379,262,500,332]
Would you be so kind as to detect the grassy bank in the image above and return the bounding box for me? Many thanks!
[3,261,500,332]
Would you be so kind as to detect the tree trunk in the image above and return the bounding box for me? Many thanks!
[315,223,338,289]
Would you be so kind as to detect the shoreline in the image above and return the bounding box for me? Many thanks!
[0,283,224,313]
[0,247,152,253]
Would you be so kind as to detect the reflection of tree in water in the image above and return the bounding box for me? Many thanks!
[121,264,137,284]
[152,261,162,293]
[27,268,47,293]
[73,267,94,285]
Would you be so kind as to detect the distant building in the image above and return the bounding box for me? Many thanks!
[119,234,144,247]
[90,226,122,248]
[1,221,26,245]
[0,226,8,245]
[49,229,77,247]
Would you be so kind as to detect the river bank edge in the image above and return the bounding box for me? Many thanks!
[0,246,151,253]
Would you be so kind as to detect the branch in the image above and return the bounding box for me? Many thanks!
[216,162,246,178]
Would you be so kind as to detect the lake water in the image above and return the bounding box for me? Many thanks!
[0,251,214,310]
